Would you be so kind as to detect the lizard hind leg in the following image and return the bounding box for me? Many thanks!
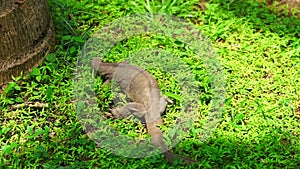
[111,102,147,119]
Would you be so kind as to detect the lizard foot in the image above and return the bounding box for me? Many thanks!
[110,102,147,119]
[110,108,123,119]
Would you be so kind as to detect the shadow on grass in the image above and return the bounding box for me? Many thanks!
[185,127,300,168]
[2,120,299,168]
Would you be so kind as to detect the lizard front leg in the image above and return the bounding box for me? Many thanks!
[159,96,173,114]
[111,102,148,119]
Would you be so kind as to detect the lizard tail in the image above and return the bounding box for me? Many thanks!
[146,118,197,164]
[152,133,197,164]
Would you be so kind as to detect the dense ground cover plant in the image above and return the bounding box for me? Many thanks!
[0,0,299,168]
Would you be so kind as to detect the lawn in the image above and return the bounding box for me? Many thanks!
[0,0,300,168]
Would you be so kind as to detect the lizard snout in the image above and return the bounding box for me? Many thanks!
[91,57,103,70]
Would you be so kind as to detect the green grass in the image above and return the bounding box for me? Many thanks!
[1,0,300,168]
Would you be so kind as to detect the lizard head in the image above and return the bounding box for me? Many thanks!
[90,57,118,77]
[91,57,103,70]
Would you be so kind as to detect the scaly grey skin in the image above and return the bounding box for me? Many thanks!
[91,57,196,164]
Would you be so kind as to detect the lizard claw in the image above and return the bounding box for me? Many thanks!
[165,96,173,104]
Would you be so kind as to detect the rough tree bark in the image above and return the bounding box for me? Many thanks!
[0,0,56,89]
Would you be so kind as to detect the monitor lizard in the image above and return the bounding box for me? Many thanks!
[91,57,197,164]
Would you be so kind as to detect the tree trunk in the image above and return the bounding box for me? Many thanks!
[0,0,56,88]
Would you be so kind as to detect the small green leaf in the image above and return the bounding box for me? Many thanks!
[165,92,182,101]
[46,53,57,62]
[0,127,10,135]
[36,75,42,82]
[73,36,84,43]
[42,74,50,81]
[27,126,34,135]
[69,46,77,54]
[15,97,24,103]
[7,99,15,104]
[44,125,50,133]
[278,99,291,106]
[30,67,41,76]
[191,127,202,134]
[182,58,194,65]
[76,101,86,114]
[14,85,21,91]
[46,87,53,101]
[4,82,16,94]
[35,128,46,135]
[62,35,72,41]
[235,113,244,121]
[2,142,18,155]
